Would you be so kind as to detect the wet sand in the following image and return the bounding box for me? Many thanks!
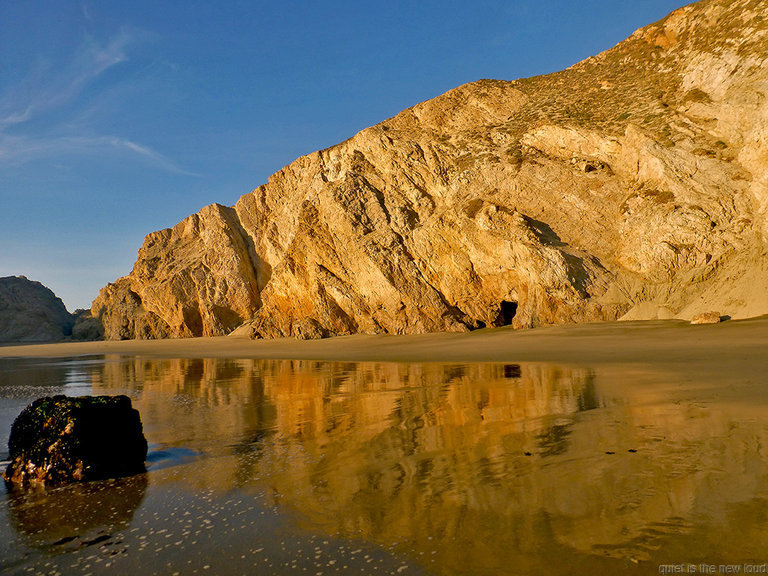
[2,316,767,383]
[3,319,768,574]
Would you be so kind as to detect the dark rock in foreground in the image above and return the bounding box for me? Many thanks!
[3,395,148,488]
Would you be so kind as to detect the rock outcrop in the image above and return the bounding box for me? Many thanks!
[71,309,105,341]
[690,311,722,324]
[0,276,74,342]
[93,0,768,340]
[3,395,148,488]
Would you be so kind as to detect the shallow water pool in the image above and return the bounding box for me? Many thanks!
[1,356,767,575]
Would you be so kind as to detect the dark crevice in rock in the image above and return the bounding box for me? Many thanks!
[494,301,518,327]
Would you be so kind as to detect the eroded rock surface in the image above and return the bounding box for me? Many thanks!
[93,0,768,339]
[71,309,105,341]
[690,311,722,324]
[3,395,148,488]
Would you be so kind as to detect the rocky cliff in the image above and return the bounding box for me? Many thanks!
[0,276,74,342]
[93,0,768,340]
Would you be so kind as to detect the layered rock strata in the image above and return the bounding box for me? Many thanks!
[94,0,768,339]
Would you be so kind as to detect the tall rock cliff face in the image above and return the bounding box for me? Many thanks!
[0,276,74,342]
[93,0,768,340]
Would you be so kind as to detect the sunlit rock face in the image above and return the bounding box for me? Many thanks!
[94,0,768,339]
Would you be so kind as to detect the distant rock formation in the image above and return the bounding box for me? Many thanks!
[0,276,74,342]
[71,309,105,341]
[93,0,768,340]
[0,277,104,342]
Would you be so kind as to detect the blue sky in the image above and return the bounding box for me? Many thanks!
[1,0,691,311]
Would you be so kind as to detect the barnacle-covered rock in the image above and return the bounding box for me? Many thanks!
[3,395,148,488]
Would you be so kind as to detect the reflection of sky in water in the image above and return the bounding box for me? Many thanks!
[0,357,129,455]
[0,356,768,575]
[62,363,97,392]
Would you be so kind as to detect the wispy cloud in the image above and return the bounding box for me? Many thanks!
[0,107,33,126]
[1,30,130,126]
[107,137,199,176]
[0,133,198,176]
[0,28,197,176]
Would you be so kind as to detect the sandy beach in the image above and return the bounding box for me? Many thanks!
[3,317,768,574]
[2,316,767,384]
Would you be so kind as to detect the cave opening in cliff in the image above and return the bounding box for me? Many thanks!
[494,300,518,327]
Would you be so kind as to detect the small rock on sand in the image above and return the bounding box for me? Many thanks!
[690,312,722,325]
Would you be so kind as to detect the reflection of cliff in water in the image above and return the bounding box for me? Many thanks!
[93,358,768,573]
